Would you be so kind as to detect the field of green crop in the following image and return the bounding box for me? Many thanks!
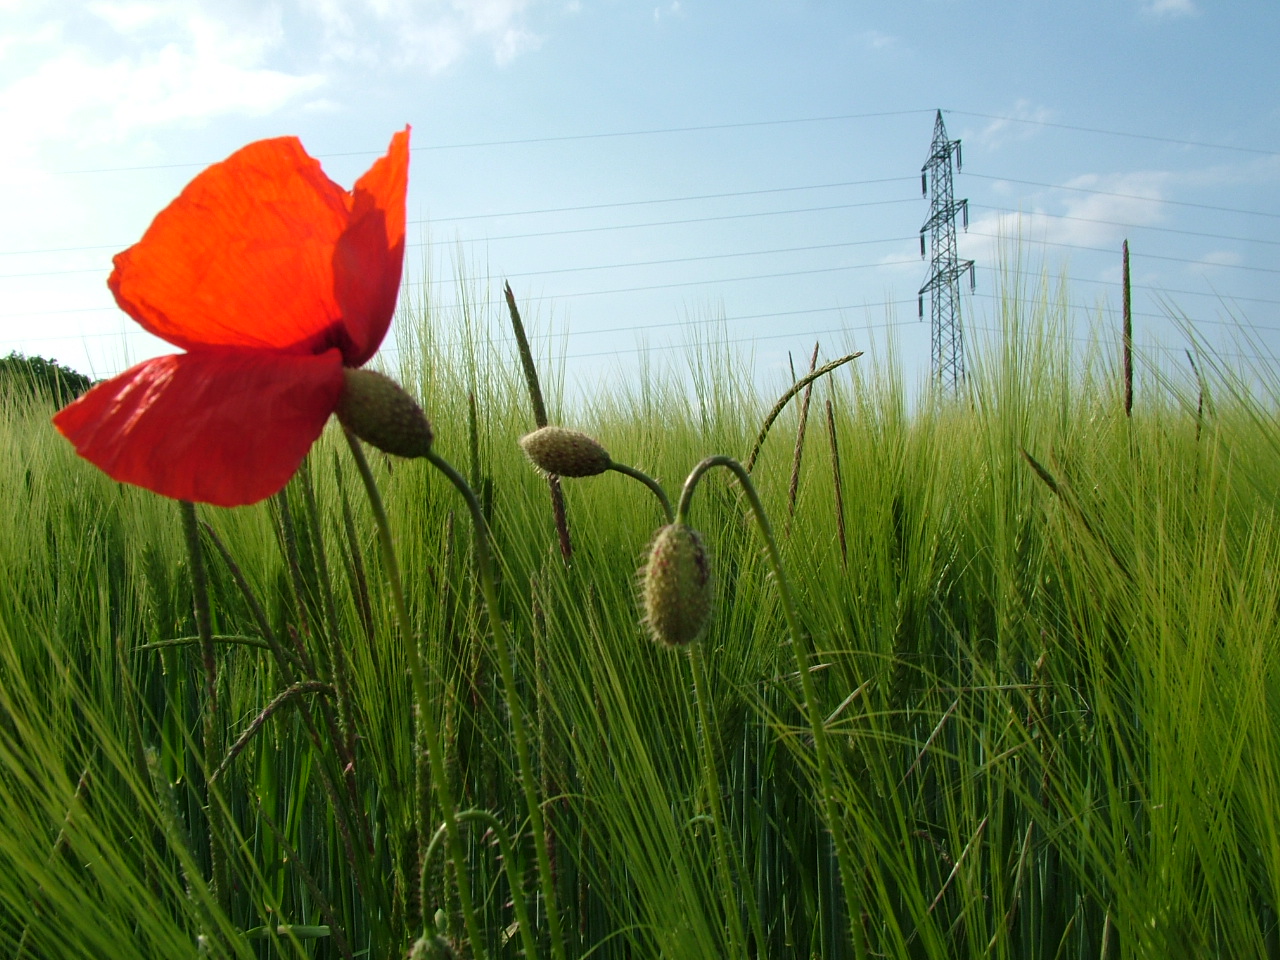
[1,275,1278,959]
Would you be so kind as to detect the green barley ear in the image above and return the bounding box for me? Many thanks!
[337,368,433,458]
[520,426,612,478]
[642,524,713,647]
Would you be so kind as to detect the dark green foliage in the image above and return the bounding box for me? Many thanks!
[0,351,92,405]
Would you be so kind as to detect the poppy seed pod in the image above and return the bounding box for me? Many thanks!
[520,426,611,478]
[642,524,713,647]
[336,368,433,458]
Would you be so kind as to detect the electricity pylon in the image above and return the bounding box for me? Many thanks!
[918,110,975,393]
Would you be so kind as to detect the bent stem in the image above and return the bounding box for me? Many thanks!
[677,456,865,959]
[426,448,568,960]
[421,809,540,960]
[607,461,675,523]
[341,429,486,959]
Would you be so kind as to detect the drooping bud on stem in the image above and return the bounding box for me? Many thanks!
[336,368,433,458]
[641,523,713,647]
[520,426,612,478]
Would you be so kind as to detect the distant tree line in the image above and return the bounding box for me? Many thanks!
[0,352,93,406]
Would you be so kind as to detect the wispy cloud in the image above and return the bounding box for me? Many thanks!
[3,2,324,156]
[1141,0,1197,18]
[858,30,897,50]
[6,0,556,151]
[653,2,682,23]
[300,0,546,70]
[961,170,1173,269]
[969,99,1053,152]
[0,0,330,299]
[1194,249,1243,271]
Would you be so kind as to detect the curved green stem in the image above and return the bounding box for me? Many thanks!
[427,448,567,960]
[342,429,487,959]
[678,455,865,959]
[607,461,675,523]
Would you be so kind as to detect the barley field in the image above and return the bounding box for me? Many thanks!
[1,274,1278,959]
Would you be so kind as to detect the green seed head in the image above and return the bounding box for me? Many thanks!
[641,524,713,647]
[336,368,433,458]
[520,426,611,478]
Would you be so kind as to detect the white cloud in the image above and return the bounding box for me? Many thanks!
[0,0,330,285]
[961,170,1173,268]
[302,0,545,72]
[653,1,682,23]
[86,0,170,32]
[1142,0,1196,17]
[1,4,324,157]
[1056,171,1171,239]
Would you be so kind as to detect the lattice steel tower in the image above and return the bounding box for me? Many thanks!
[918,110,975,393]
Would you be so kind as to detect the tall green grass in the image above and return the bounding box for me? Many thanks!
[1,269,1278,959]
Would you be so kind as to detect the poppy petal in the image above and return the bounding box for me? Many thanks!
[335,126,410,366]
[108,137,352,355]
[53,349,345,507]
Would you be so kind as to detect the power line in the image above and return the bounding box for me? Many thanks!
[419,176,915,223]
[8,284,1279,370]
[409,238,916,287]
[969,204,1280,248]
[7,224,1277,321]
[5,166,1273,262]
[8,267,1272,343]
[45,108,1280,180]
[381,299,923,363]
[1068,274,1280,309]
[414,258,922,306]
[966,173,1280,221]
[948,110,1280,157]
[964,232,1280,275]
[965,322,1278,366]
[0,195,917,261]
[0,235,908,283]
[0,270,1263,337]
[419,197,917,246]
[966,291,1280,329]
[50,110,937,176]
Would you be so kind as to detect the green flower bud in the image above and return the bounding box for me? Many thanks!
[336,368,433,458]
[642,524,713,647]
[519,426,611,478]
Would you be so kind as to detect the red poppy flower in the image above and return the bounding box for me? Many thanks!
[53,127,410,507]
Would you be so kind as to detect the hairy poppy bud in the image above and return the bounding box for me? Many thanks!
[336,368,433,458]
[642,524,713,647]
[408,934,457,959]
[520,426,611,478]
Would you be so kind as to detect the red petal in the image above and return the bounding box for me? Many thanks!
[108,137,352,355]
[335,126,410,366]
[53,349,344,507]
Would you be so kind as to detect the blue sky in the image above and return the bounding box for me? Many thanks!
[3,0,1277,399]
